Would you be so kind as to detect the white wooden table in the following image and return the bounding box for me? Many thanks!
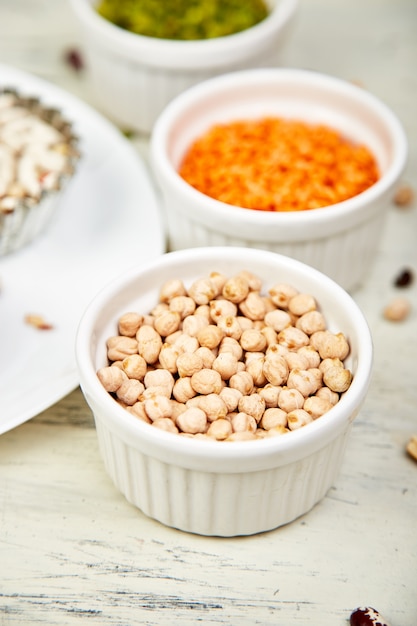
[0,1,416,624]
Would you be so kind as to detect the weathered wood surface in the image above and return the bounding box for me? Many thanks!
[1,1,416,624]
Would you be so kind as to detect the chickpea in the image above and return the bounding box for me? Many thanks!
[319,357,344,375]
[188,277,219,305]
[277,326,310,351]
[303,396,333,419]
[195,304,211,320]
[127,401,151,423]
[118,312,143,337]
[323,366,352,393]
[297,345,321,369]
[278,387,304,412]
[169,295,196,319]
[191,368,223,395]
[197,393,228,422]
[261,326,277,347]
[383,296,411,321]
[97,366,127,392]
[268,283,298,309]
[172,377,196,403]
[144,369,175,395]
[208,271,228,292]
[286,369,320,397]
[288,293,317,316]
[140,385,172,400]
[195,346,217,369]
[122,354,147,380]
[260,408,288,430]
[182,314,209,337]
[173,333,199,354]
[116,379,145,405]
[236,316,254,331]
[258,383,281,408]
[287,408,314,430]
[284,351,310,371]
[170,399,188,421]
[229,371,254,395]
[245,355,267,387]
[240,328,267,352]
[236,270,263,292]
[107,336,138,362]
[150,302,169,318]
[154,311,181,337]
[159,278,186,303]
[239,291,266,321]
[176,352,204,378]
[152,418,179,434]
[164,330,183,345]
[265,425,289,437]
[295,310,326,335]
[209,299,237,323]
[226,431,257,442]
[136,325,162,364]
[222,275,250,303]
[197,324,225,350]
[316,386,339,405]
[207,418,232,441]
[264,309,292,331]
[144,395,173,421]
[219,387,242,412]
[212,352,239,380]
[231,412,257,434]
[263,353,289,386]
[217,315,242,340]
[310,330,350,360]
[218,336,243,360]
[238,393,265,423]
[176,407,207,434]
[158,344,180,374]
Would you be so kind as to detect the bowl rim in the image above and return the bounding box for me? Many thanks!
[150,68,408,239]
[75,247,373,473]
[69,0,298,69]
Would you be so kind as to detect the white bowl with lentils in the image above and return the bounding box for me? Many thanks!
[76,247,373,536]
[150,68,408,292]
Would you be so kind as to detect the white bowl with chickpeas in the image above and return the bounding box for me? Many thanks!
[150,68,408,292]
[75,246,373,536]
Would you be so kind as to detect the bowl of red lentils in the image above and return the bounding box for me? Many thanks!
[75,246,373,536]
[69,0,297,133]
[150,68,407,292]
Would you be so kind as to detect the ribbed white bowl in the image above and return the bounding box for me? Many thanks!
[76,247,373,536]
[69,0,297,133]
[150,68,408,292]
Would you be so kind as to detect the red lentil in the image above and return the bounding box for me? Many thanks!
[178,118,380,212]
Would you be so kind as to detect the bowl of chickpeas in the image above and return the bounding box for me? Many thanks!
[69,0,298,132]
[75,246,373,536]
[150,67,407,292]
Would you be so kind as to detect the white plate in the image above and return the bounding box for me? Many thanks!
[0,64,165,434]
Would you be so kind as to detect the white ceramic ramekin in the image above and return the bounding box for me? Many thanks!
[75,247,373,537]
[150,68,408,292]
[69,0,298,132]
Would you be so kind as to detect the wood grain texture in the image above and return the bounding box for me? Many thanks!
[1,1,416,625]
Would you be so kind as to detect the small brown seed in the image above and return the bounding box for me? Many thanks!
[406,435,417,462]
[393,267,413,288]
[383,296,411,322]
[393,184,414,207]
[349,606,391,626]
